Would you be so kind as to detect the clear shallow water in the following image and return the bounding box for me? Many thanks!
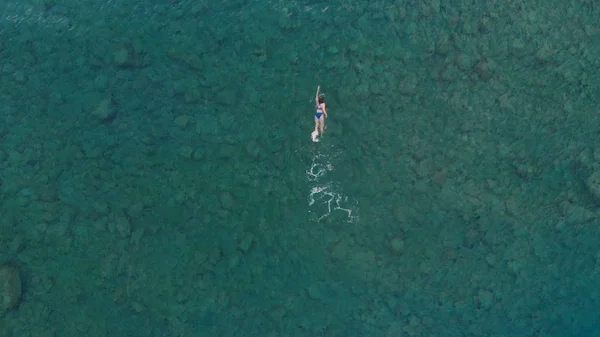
[1,0,600,336]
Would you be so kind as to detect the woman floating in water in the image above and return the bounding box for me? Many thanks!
[312,85,327,142]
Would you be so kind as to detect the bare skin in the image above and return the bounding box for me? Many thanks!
[314,86,328,136]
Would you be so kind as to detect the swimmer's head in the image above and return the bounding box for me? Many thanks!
[317,95,325,104]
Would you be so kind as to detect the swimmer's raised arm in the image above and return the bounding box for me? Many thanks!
[315,85,320,103]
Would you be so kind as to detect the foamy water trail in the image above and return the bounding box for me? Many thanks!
[306,152,358,223]
[1,3,73,31]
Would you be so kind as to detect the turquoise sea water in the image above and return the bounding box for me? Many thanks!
[1,0,600,336]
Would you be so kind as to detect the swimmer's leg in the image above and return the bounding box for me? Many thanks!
[319,117,325,134]
[314,116,319,134]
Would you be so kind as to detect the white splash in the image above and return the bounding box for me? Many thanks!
[306,153,358,223]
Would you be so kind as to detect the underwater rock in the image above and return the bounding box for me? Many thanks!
[91,98,117,123]
[219,191,234,210]
[586,170,600,202]
[0,265,22,314]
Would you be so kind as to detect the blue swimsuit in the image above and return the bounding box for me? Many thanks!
[315,105,323,119]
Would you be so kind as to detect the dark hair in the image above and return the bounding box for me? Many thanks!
[317,95,325,104]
